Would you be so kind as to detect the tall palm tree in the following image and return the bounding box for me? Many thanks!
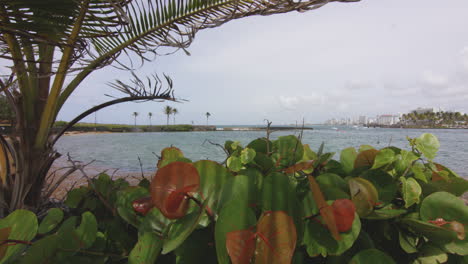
[0,0,359,212]
[206,112,211,125]
[164,106,173,126]
[172,108,178,124]
[148,112,153,126]
[133,112,139,127]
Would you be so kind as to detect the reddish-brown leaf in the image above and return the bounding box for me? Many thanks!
[0,227,11,260]
[226,229,256,264]
[254,211,297,264]
[354,149,379,169]
[164,184,198,214]
[332,199,356,232]
[282,161,314,174]
[151,161,200,219]
[132,196,154,215]
[308,176,341,240]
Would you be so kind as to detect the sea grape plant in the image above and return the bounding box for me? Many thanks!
[0,133,467,264]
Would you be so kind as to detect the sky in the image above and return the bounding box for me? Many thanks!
[57,0,468,125]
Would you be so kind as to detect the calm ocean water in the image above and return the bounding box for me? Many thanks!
[55,126,468,177]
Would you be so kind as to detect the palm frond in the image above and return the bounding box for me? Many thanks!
[90,0,359,67]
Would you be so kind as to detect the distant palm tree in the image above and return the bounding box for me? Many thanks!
[172,108,178,124]
[133,112,139,127]
[164,106,173,125]
[148,112,153,126]
[206,112,211,125]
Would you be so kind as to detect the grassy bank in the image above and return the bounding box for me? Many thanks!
[54,121,215,133]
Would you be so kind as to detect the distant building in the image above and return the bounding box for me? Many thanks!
[377,114,400,125]
[358,116,367,125]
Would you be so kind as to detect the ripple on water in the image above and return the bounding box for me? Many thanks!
[55,127,468,177]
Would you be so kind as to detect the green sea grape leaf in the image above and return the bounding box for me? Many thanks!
[415,133,440,160]
[194,160,232,215]
[157,147,184,168]
[129,232,162,264]
[116,186,149,227]
[340,147,357,174]
[175,229,217,264]
[261,172,303,242]
[18,234,60,264]
[303,212,361,257]
[227,156,242,172]
[0,210,38,264]
[273,135,304,167]
[400,177,422,208]
[253,152,274,172]
[218,174,256,212]
[420,178,468,197]
[316,173,350,200]
[162,203,206,254]
[413,244,447,264]
[400,218,460,243]
[240,148,256,164]
[38,208,64,234]
[365,204,406,220]
[349,249,396,264]
[75,212,98,249]
[349,178,378,217]
[302,144,318,161]
[246,138,271,154]
[138,208,171,236]
[398,231,418,253]
[395,150,418,174]
[361,170,397,203]
[419,192,468,255]
[215,200,256,264]
[372,149,395,169]
[411,164,430,183]
[64,187,89,208]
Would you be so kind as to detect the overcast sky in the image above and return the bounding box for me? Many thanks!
[57,0,468,125]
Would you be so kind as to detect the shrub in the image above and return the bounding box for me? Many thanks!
[0,133,467,263]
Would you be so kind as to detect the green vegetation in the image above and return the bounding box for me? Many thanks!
[0,0,349,214]
[0,95,13,123]
[164,106,173,126]
[206,112,212,125]
[1,133,467,263]
[401,111,468,128]
[55,122,196,132]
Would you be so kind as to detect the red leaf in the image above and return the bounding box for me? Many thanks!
[282,161,314,174]
[151,161,200,219]
[132,196,154,215]
[164,184,198,214]
[354,149,379,168]
[255,211,297,264]
[308,176,341,240]
[332,199,356,232]
[226,229,256,264]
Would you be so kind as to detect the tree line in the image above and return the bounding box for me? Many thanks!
[400,111,468,127]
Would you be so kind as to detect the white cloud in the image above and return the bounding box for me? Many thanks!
[421,71,449,86]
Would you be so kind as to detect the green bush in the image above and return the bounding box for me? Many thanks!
[0,133,467,264]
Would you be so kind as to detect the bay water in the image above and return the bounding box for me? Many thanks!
[55,126,467,177]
